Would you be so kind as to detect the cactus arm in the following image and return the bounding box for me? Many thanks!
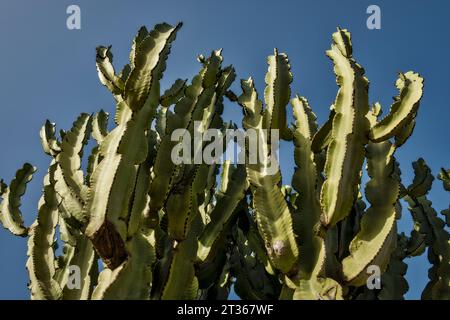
[85,24,180,267]
[148,51,222,215]
[190,162,214,225]
[250,159,298,274]
[263,49,293,140]
[91,263,125,299]
[155,106,168,141]
[124,23,182,111]
[166,165,197,240]
[84,103,145,266]
[245,216,276,275]
[319,28,370,228]
[61,236,96,300]
[406,227,427,257]
[54,228,76,289]
[407,158,434,197]
[405,195,450,299]
[338,194,365,260]
[369,72,424,142]
[289,96,343,299]
[91,110,109,144]
[292,276,343,300]
[96,46,124,96]
[442,207,450,228]
[239,77,298,274]
[378,234,409,300]
[26,162,62,300]
[394,114,416,147]
[54,167,85,228]
[129,26,149,69]
[52,220,96,300]
[311,107,335,153]
[160,78,187,107]
[291,96,325,279]
[52,114,91,226]
[201,260,232,300]
[118,63,131,84]
[438,168,450,191]
[155,236,198,299]
[53,216,78,279]
[197,164,248,262]
[290,96,323,275]
[341,141,399,286]
[232,228,281,300]
[0,163,36,236]
[182,62,234,234]
[238,77,263,130]
[56,113,91,201]
[40,120,61,156]
[127,133,157,237]
[86,110,109,185]
[84,102,129,239]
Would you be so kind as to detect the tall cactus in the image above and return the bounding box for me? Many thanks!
[230,27,447,300]
[0,23,448,300]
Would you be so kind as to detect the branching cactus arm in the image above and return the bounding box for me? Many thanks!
[0,163,36,236]
[369,72,424,142]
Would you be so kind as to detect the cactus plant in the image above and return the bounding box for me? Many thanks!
[0,23,448,300]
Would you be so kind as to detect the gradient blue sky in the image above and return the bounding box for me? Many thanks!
[0,0,449,299]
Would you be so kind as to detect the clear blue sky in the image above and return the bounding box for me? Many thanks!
[0,0,449,299]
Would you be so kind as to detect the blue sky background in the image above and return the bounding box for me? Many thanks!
[0,0,449,299]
